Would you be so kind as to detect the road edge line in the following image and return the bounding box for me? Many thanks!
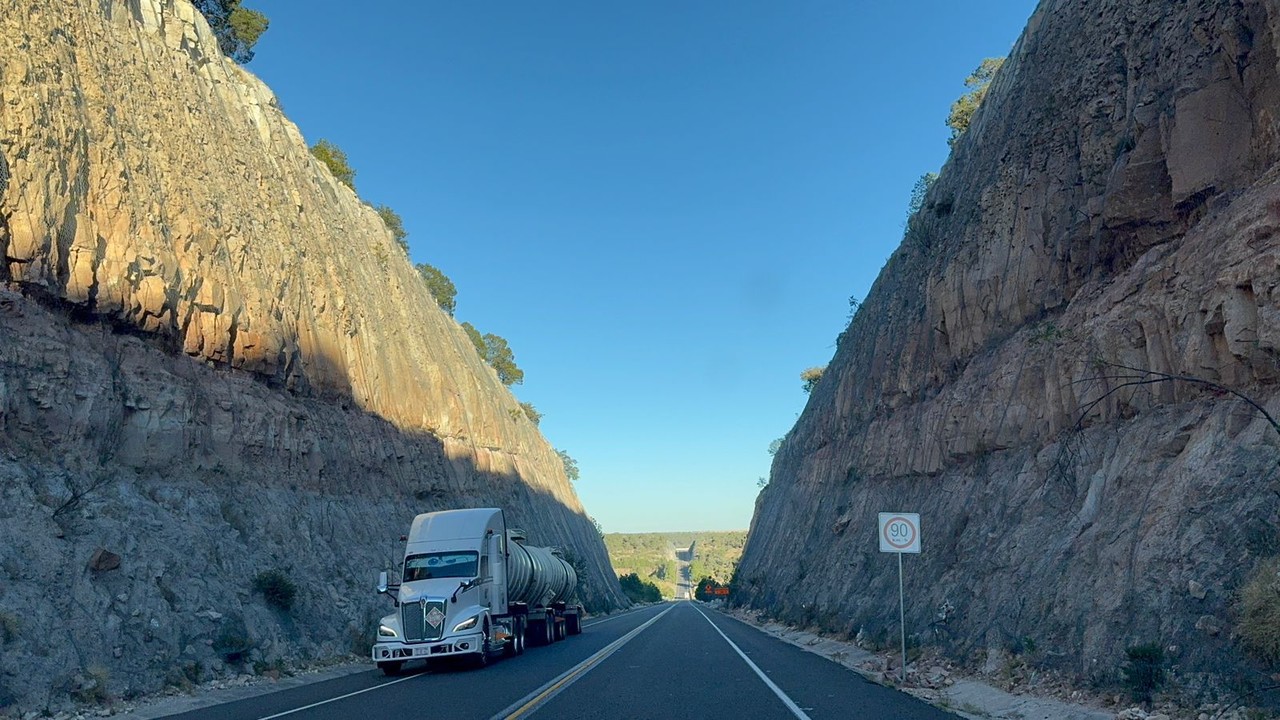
[253,672,422,720]
[491,604,675,720]
[692,603,813,720]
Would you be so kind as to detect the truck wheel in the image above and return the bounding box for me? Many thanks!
[545,613,555,644]
[566,612,581,636]
[378,661,404,676]
[472,620,490,669]
[503,617,521,658]
[515,616,526,655]
[554,618,566,641]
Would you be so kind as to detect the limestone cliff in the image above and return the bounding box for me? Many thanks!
[0,0,623,712]
[737,0,1280,695]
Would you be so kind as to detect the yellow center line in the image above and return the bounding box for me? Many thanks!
[491,604,676,720]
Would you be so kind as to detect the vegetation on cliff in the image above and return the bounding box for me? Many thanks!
[945,57,1004,145]
[192,0,268,64]
[617,573,662,603]
[310,139,356,189]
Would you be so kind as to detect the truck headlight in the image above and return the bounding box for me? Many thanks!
[378,624,398,638]
[452,615,479,632]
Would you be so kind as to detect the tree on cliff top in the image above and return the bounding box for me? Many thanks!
[800,366,826,394]
[947,57,1005,146]
[192,0,269,64]
[376,205,409,254]
[483,333,524,385]
[557,449,580,482]
[310,139,356,189]
[458,321,525,386]
[417,263,457,316]
[461,321,485,356]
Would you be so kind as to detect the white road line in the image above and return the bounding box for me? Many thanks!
[692,604,813,720]
[491,604,675,720]
[254,673,422,720]
[582,602,664,629]
[249,603,665,720]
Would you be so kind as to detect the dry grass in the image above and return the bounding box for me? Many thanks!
[1239,557,1280,666]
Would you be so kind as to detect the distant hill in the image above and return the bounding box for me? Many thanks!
[604,531,746,598]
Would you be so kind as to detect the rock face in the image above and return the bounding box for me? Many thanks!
[0,0,623,713]
[736,0,1280,694]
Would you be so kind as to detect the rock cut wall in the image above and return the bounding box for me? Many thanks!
[737,0,1280,692]
[0,0,624,713]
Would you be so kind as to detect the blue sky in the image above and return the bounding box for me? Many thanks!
[250,1,1039,533]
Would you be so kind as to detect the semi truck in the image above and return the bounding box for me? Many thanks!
[371,507,585,674]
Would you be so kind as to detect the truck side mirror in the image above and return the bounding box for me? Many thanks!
[377,571,389,594]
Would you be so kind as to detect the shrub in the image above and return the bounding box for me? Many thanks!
[800,366,826,394]
[1121,643,1165,702]
[252,570,297,612]
[482,333,523,386]
[213,626,254,665]
[417,263,457,316]
[310,139,355,189]
[618,572,661,603]
[228,6,269,50]
[907,172,938,219]
[1239,557,1280,666]
[557,449,580,482]
[191,0,269,64]
[520,402,542,425]
[375,205,408,254]
[461,321,485,355]
[947,57,1005,146]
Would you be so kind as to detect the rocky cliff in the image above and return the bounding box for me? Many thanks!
[736,0,1280,697]
[0,0,623,713]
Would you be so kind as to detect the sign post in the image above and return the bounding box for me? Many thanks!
[878,512,920,683]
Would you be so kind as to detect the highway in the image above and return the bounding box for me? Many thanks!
[160,602,956,720]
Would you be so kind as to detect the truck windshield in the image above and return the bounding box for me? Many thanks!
[403,552,479,582]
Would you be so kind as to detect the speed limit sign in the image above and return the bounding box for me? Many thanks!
[878,513,921,554]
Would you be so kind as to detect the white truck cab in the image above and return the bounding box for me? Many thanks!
[372,508,583,674]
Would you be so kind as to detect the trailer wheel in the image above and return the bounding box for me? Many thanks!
[515,616,526,655]
[554,618,566,641]
[566,611,581,636]
[378,661,404,676]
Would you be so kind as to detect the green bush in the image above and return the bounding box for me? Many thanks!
[376,205,408,254]
[520,402,542,425]
[310,139,355,189]
[1240,557,1280,666]
[461,321,485,355]
[947,57,1005,146]
[228,6,268,50]
[252,570,297,612]
[557,449,579,482]
[418,263,457,315]
[1121,643,1165,702]
[482,333,523,386]
[618,572,661,603]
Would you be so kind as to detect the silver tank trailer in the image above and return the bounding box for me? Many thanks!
[505,530,577,607]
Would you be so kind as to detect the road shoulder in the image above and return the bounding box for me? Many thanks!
[717,605,1111,720]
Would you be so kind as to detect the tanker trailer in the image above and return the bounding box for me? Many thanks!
[371,508,585,674]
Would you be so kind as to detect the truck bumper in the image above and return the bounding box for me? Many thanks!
[373,632,484,662]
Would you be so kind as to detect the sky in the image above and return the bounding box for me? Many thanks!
[249,0,1040,533]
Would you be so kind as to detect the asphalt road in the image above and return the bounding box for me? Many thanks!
[157,602,956,720]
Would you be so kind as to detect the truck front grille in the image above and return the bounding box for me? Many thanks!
[402,600,446,642]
